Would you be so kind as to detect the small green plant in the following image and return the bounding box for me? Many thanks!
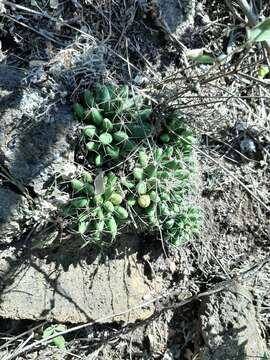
[258,65,269,79]
[61,83,201,246]
[42,324,66,349]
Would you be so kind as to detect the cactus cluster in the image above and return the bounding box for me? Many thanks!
[74,84,153,167]
[62,83,201,246]
[121,142,200,245]
[63,171,130,242]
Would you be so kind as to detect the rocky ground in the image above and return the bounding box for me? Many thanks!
[0,0,270,359]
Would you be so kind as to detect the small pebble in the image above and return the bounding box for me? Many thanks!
[240,138,256,155]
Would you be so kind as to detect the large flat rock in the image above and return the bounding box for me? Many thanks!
[0,235,155,324]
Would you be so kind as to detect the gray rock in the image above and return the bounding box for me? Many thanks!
[0,65,74,243]
[0,66,73,188]
[156,0,194,32]
[139,0,195,33]
[0,234,155,324]
[200,283,267,360]
[240,138,257,157]
[0,188,27,243]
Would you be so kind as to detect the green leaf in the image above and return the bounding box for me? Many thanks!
[247,17,270,42]
[258,65,269,79]
[53,335,66,349]
[186,49,214,64]
[192,54,214,65]
[54,324,66,332]
[42,324,66,349]
[42,326,55,338]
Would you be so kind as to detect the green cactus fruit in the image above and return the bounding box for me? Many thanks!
[99,133,113,145]
[103,201,115,213]
[136,181,147,195]
[84,90,95,108]
[172,203,180,213]
[160,133,171,143]
[95,207,105,220]
[160,192,170,201]
[107,172,118,187]
[154,147,163,161]
[164,219,175,229]
[127,197,136,206]
[70,197,89,208]
[106,217,117,238]
[138,195,151,208]
[139,149,149,167]
[85,108,103,125]
[74,103,85,119]
[83,125,96,138]
[95,84,111,112]
[95,154,103,167]
[110,193,123,205]
[82,171,93,183]
[121,177,135,189]
[86,141,98,151]
[84,183,95,196]
[113,131,129,143]
[160,204,170,216]
[78,221,89,234]
[114,206,129,220]
[102,118,113,131]
[149,191,158,202]
[163,146,174,158]
[106,145,120,160]
[133,168,144,180]
[96,220,105,232]
[94,195,103,206]
[71,179,84,192]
